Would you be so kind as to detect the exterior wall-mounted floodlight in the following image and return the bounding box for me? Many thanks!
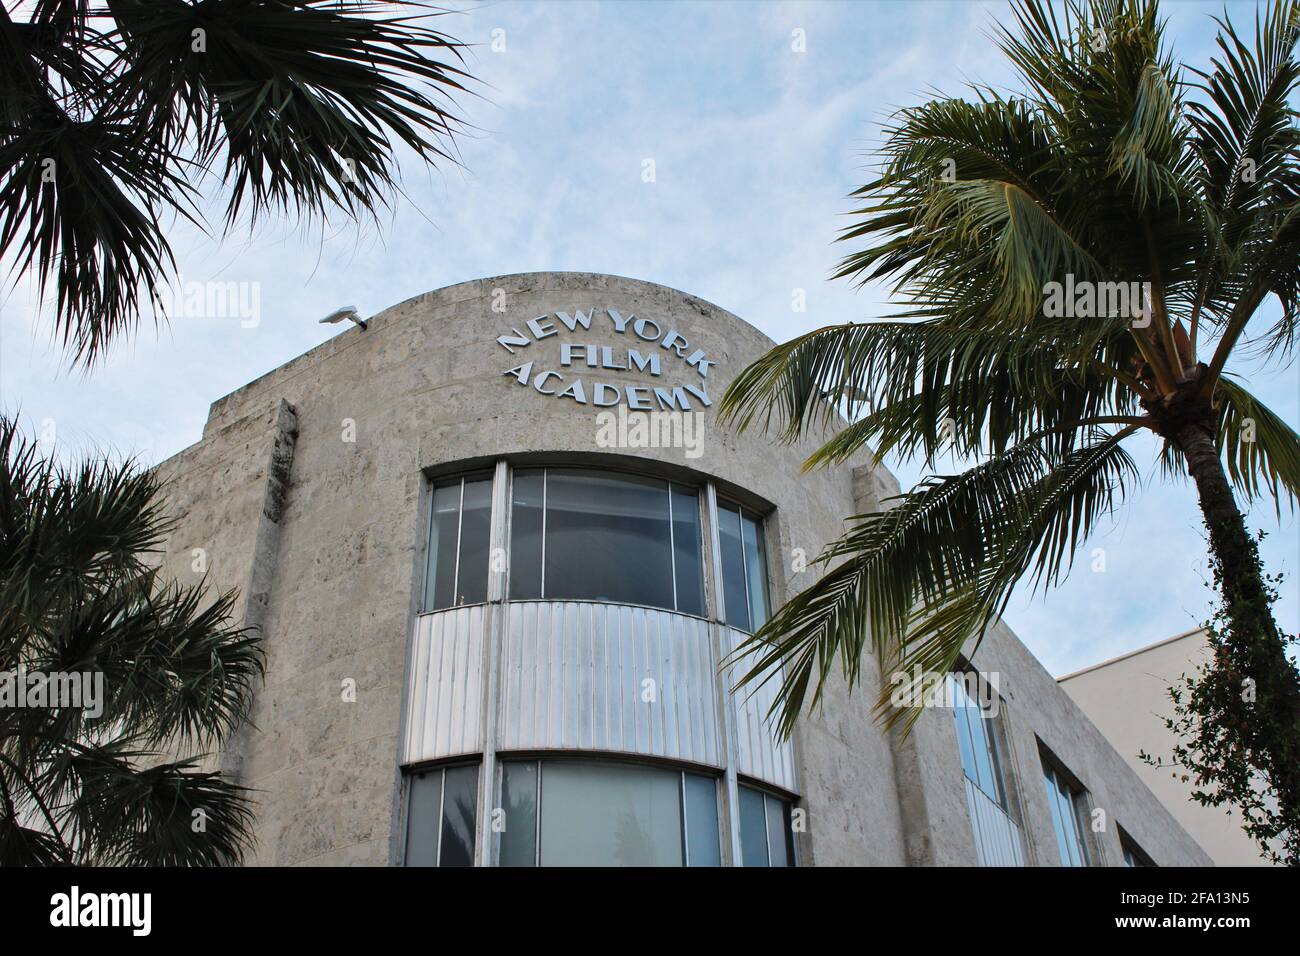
[319,306,367,331]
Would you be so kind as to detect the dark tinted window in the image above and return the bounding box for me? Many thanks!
[403,769,442,867]
[508,470,545,600]
[509,469,706,615]
[671,484,705,616]
[425,482,461,611]
[739,784,795,867]
[719,501,770,632]
[499,760,538,867]
[456,479,492,605]
[738,785,769,866]
[403,763,480,867]
[438,764,479,868]
[423,474,493,611]
[718,504,749,629]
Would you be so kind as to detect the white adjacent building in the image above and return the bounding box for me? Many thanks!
[1060,628,1275,866]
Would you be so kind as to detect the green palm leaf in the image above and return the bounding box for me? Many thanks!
[0,1,474,365]
[1,417,265,865]
[729,428,1138,738]
[1216,377,1300,512]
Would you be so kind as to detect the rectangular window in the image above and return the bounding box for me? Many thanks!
[1042,756,1092,867]
[1120,827,1155,867]
[508,468,705,616]
[738,783,795,867]
[949,673,1007,809]
[403,763,479,867]
[682,772,721,867]
[497,759,720,867]
[718,501,770,633]
[423,474,493,611]
[950,672,1025,866]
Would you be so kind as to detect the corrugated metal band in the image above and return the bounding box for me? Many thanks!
[401,602,796,793]
[964,776,1027,866]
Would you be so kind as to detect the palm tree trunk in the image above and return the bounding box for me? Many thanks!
[1174,417,1300,816]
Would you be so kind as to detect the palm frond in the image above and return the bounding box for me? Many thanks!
[0,0,475,365]
[718,319,1139,465]
[63,744,257,866]
[1216,377,1300,513]
[730,429,1138,738]
[1,416,264,864]
[1186,0,1300,346]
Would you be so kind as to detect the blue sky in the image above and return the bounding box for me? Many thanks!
[1,0,1295,677]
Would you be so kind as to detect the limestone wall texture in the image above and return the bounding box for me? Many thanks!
[149,272,1209,867]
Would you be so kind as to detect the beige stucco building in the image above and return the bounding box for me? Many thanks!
[150,272,1211,866]
[1060,628,1274,866]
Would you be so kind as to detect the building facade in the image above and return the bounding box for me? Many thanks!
[152,272,1211,866]
[1060,629,1275,866]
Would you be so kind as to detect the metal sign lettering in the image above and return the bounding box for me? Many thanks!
[498,308,716,411]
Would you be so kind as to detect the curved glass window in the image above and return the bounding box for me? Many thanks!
[498,759,721,867]
[403,763,479,867]
[423,474,492,611]
[738,784,794,867]
[508,468,705,615]
[718,500,770,633]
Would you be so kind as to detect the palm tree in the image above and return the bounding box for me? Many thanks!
[0,1,474,863]
[720,0,1299,859]
[1,0,471,364]
[0,418,265,864]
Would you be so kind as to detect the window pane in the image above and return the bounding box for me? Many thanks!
[718,503,750,631]
[1067,788,1091,865]
[509,470,544,600]
[740,512,770,631]
[738,785,769,867]
[1064,787,1085,866]
[1044,768,1070,865]
[953,676,1006,808]
[950,678,980,785]
[1121,837,1152,867]
[543,470,674,609]
[454,477,492,605]
[425,482,462,611]
[538,761,683,866]
[765,794,792,867]
[683,773,721,867]
[499,761,538,867]
[404,770,442,866]
[1043,765,1088,867]
[438,764,478,867]
[983,716,1007,808]
[671,485,706,616]
[968,704,998,802]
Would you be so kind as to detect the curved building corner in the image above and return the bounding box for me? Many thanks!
[150,272,1212,867]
